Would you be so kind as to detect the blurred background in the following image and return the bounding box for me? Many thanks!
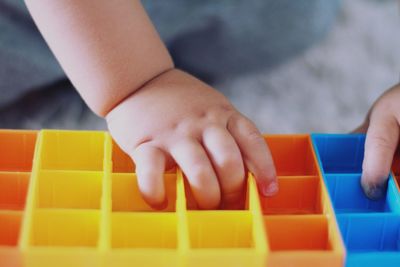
[0,0,399,133]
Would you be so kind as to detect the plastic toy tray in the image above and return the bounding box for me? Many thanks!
[0,130,399,267]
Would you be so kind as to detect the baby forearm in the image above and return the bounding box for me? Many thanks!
[25,0,173,116]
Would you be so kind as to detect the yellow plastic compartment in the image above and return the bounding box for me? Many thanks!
[0,130,346,267]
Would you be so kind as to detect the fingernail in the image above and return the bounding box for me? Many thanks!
[262,181,279,197]
[361,180,387,200]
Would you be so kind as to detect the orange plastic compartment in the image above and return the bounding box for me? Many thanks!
[0,211,23,267]
[0,172,30,210]
[264,215,343,267]
[0,211,22,247]
[0,130,37,172]
[260,176,324,215]
[265,135,318,176]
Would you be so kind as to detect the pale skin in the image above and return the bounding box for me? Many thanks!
[355,84,400,200]
[25,0,398,208]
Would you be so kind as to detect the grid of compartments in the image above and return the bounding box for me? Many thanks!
[14,130,269,267]
[20,130,106,267]
[262,135,344,267]
[0,130,37,267]
[3,130,384,267]
[109,137,180,267]
[312,134,400,267]
[109,135,267,267]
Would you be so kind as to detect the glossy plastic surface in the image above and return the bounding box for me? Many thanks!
[3,130,400,266]
[312,133,400,267]
[0,130,37,267]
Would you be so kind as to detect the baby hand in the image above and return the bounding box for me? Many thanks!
[355,84,400,199]
[106,69,278,209]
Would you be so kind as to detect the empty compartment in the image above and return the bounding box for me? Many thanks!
[30,210,100,247]
[338,214,400,252]
[312,134,365,173]
[325,174,400,213]
[112,173,176,212]
[36,171,103,209]
[264,135,318,176]
[0,130,37,172]
[0,172,30,210]
[39,130,105,171]
[111,212,177,248]
[260,176,323,215]
[264,215,332,251]
[187,211,254,248]
[0,212,22,246]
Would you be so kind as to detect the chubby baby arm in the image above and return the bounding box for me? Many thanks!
[25,0,278,209]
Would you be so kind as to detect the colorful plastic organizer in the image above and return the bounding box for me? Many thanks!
[0,130,399,267]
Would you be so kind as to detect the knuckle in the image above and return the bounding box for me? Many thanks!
[219,153,242,170]
[218,162,245,194]
[190,163,212,183]
[367,134,395,151]
[227,113,242,127]
[246,130,265,146]
[176,120,199,137]
[224,174,245,194]
[240,119,263,142]
[206,106,234,122]
[129,143,158,163]
[219,102,235,112]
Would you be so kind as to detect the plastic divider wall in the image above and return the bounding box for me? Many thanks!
[15,130,268,267]
[312,134,400,267]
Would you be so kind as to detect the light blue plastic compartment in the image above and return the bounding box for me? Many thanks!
[311,134,365,174]
[312,133,400,267]
[311,133,400,214]
[337,214,400,267]
[325,173,400,214]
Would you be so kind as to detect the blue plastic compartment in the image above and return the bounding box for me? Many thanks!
[312,134,365,174]
[338,214,400,267]
[325,174,400,213]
